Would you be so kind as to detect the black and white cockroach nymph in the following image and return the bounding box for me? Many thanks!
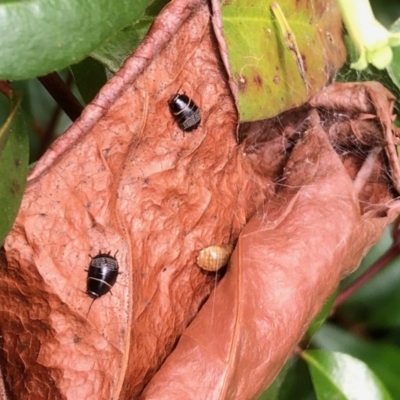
[168,94,201,132]
[85,251,119,317]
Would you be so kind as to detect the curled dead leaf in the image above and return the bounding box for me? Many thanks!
[143,98,400,400]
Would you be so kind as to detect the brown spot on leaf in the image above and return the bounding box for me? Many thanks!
[301,53,308,72]
[237,74,247,92]
[10,181,20,195]
[253,75,263,87]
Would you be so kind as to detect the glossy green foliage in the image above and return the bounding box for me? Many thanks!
[0,91,29,245]
[0,0,154,80]
[92,0,169,73]
[312,325,400,399]
[304,349,392,400]
[92,24,153,74]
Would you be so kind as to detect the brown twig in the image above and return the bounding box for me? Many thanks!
[38,72,83,122]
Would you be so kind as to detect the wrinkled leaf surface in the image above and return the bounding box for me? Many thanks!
[143,108,400,398]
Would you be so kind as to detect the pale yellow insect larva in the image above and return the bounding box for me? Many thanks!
[196,244,234,272]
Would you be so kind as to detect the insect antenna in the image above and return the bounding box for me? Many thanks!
[176,82,183,94]
[86,297,97,319]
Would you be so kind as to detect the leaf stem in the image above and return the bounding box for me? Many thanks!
[38,72,83,122]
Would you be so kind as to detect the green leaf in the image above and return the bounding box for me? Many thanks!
[303,350,392,400]
[8,77,73,162]
[0,0,153,80]
[221,0,346,122]
[339,255,400,329]
[92,23,153,74]
[0,91,29,245]
[70,58,107,104]
[257,357,316,400]
[387,47,400,90]
[307,290,338,338]
[257,360,291,400]
[92,0,168,73]
[387,17,400,91]
[312,324,400,398]
[336,228,400,330]
[370,0,400,28]
[0,90,22,158]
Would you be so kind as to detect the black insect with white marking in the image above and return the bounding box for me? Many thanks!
[85,251,119,317]
[168,94,201,132]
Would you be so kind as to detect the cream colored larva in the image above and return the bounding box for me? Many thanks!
[196,244,233,272]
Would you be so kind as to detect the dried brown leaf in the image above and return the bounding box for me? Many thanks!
[142,108,400,399]
[1,1,400,400]
[1,2,267,399]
